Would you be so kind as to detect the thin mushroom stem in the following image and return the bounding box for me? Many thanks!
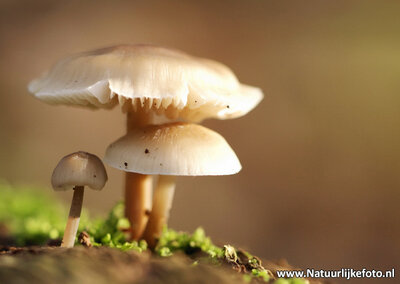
[126,109,153,240]
[61,186,84,248]
[143,175,176,248]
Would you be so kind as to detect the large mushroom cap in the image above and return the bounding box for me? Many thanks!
[104,123,241,176]
[28,44,263,122]
[51,151,108,191]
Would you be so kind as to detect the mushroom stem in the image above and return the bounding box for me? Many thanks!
[125,109,153,240]
[125,173,152,239]
[61,186,84,248]
[143,175,176,248]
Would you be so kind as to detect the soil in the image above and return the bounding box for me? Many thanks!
[0,224,326,284]
[0,245,327,284]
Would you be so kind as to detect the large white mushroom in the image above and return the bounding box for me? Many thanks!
[104,122,241,247]
[29,44,263,240]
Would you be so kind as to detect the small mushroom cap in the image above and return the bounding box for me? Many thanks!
[51,151,108,191]
[28,44,263,122]
[104,123,241,176]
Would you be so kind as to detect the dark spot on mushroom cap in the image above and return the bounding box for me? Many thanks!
[195,100,198,103]
[145,149,149,154]
[124,162,128,167]
[226,105,230,108]
[160,163,163,166]
[93,174,96,178]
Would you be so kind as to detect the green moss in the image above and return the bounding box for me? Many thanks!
[83,202,147,252]
[155,227,223,258]
[0,183,308,283]
[0,182,93,245]
[252,269,272,282]
[0,182,63,245]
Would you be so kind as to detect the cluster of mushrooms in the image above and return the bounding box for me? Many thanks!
[29,44,263,248]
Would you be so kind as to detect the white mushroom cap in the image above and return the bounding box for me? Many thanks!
[104,123,241,176]
[51,151,108,191]
[28,45,263,122]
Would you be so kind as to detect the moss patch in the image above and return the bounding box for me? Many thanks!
[0,182,310,284]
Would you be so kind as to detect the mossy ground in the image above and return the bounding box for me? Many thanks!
[0,182,315,284]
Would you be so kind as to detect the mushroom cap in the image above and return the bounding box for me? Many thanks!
[28,44,263,122]
[51,151,108,191]
[104,123,241,176]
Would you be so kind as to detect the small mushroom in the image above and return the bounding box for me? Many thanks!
[51,151,107,248]
[104,123,241,248]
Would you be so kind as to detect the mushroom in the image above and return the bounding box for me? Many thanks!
[28,44,263,240]
[51,151,107,248]
[104,122,241,248]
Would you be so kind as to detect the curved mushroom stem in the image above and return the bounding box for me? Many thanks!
[61,186,84,248]
[126,109,153,240]
[143,175,176,249]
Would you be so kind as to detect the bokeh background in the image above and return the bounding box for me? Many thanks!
[0,0,399,283]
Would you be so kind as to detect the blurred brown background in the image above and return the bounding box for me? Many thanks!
[0,0,399,283]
